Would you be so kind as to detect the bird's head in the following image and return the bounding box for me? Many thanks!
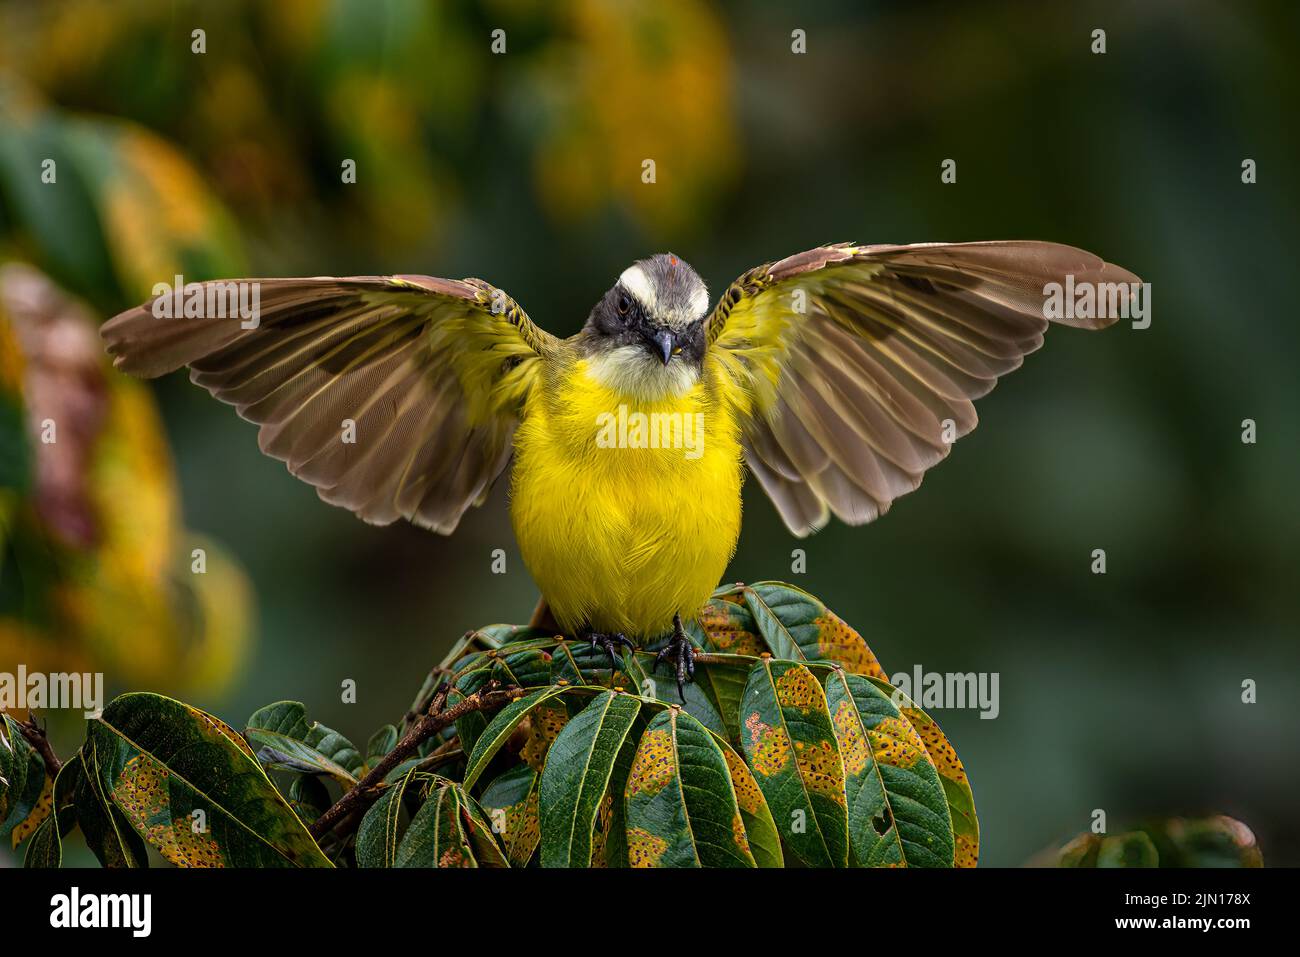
[583,254,710,396]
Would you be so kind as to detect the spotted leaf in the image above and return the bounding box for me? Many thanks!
[743,581,886,677]
[0,714,47,846]
[865,677,979,867]
[86,693,331,867]
[623,708,755,868]
[739,659,849,867]
[479,763,541,867]
[462,685,568,790]
[706,729,783,867]
[826,670,954,867]
[539,691,641,867]
[395,777,509,868]
[23,751,81,868]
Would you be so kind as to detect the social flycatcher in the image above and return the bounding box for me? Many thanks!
[102,241,1139,696]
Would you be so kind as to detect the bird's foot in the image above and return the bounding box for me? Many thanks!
[582,629,636,675]
[654,614,696,703]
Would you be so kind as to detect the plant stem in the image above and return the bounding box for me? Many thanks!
[309,683,519,842]
[19,713,63,777]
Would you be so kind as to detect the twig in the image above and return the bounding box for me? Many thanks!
[19,712,63,777]
[401,666,455,729]
[309,683,520,841]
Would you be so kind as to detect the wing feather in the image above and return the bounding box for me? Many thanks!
[101,275,554,533]
[707,241,1139,536]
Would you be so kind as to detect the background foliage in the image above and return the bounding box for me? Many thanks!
[0,0,1297,866]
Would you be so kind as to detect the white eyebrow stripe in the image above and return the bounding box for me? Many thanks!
[618,264,656,313]
[689,283,710,319]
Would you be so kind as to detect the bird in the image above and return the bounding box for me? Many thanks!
[101,241,1140,698]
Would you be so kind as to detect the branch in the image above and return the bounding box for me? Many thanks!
[18,712,63,777]
[309,683,520,841]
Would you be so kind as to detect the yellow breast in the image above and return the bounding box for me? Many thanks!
[510,355,743,638]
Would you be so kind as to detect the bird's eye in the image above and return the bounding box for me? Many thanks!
[617,293,631,316]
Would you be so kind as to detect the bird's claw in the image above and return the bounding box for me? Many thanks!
[654,615,696,703]
[586,631,635,675]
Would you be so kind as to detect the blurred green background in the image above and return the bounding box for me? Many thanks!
[1,0,1296,867]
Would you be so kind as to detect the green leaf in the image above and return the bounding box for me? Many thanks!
[539,691,642,867]
[462,686,568,790]
[355,767,422,868]
[551,641,629,689]
[699,590,768,656]
[23,751,81,868]
[87,693,331,867]
[865,677,979,867]
[743,582,887,677]
[0,714,47,845]
[625,650,727,738]
[0,116,119,302]
[825,671,954,867]
[474,624,554,648]
[287,774,331,825]
[366,725,399,764]
[739,659,849,867]
[590,710,648,867]
[244,701,362,787]
[11,772,54,848]
[479,763,541,867]
[395,779,509,868]
[449,669,497,755]
[491,648,554,688]
[77,737,148,868]
[623,708,755,867]
[707,730,783,867]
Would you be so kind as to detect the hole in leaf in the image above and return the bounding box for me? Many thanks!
[872,808,893,836]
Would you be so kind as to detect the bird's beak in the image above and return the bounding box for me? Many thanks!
[647,327,675,366]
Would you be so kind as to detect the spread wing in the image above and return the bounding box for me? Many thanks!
[102,275,556,533]
[705,241,1141,536]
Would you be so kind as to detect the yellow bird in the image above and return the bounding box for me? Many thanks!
[102,242,1139,696]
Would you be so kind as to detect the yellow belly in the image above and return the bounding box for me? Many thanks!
[510,358,743,638]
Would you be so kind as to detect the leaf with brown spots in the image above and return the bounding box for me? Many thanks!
[86,693,331,867]
[740,582,887,677]
[623,708,755,868]
[395,777,509,868]
[697,592,767,656]
[739,659,849,867]
[0,714,47,847]
[538,691,641,867]
[706,729,783,867]
[22,751,81,868]
[865,677,979,867]
[826,671,954,867]
[480,763,541,866]
[462,685,569,790]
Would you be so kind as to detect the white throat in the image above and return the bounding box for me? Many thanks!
[585,345,699,401]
